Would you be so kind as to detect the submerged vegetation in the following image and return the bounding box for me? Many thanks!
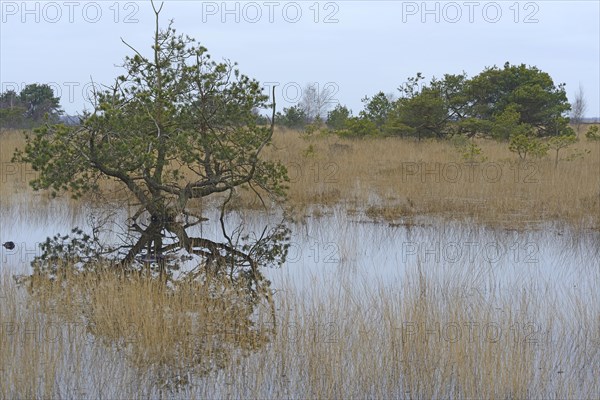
[1,245,599,398]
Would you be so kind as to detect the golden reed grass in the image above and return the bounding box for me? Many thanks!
[2,262,598,398]
[262,126,600,229]
[2,126,598,228]
[1,127,598,398]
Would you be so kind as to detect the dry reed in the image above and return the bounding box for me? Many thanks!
[1,259,598,398]
[2,127,598,228]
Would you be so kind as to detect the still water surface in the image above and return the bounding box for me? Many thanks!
[2,196,598,301]
[1,195,599,397]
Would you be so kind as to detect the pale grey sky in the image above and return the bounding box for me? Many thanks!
[1,1,599,117]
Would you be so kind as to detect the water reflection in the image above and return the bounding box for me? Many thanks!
[2,197,598,297]
[1,196,598,397]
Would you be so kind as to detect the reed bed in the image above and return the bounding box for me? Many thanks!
[1,127,598,398]
[1,257,598,398]
[2,127,599,228]
[263,127,600,229]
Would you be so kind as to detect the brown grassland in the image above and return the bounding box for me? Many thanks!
[1,126,599,398]
[2,126,599,228]
[263,126,599,229]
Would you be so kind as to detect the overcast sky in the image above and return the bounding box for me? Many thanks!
[1,0,599,117]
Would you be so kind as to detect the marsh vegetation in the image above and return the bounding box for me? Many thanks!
[1,3,599,397]
[1,126,599,398]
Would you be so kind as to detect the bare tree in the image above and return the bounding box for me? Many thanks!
[571,83,587,134]
[299,83,335,123]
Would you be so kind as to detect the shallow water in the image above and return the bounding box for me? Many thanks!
[1,196,599,398]
[1,196,599,296]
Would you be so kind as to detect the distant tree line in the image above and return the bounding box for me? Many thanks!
[0,84,62,129]
[277,62,579,141]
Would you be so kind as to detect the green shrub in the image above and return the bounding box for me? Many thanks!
[585,125,600,141]
[509,133,548,160]
[338,117,378,138]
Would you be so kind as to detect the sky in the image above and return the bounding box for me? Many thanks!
[1,0,599,118]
